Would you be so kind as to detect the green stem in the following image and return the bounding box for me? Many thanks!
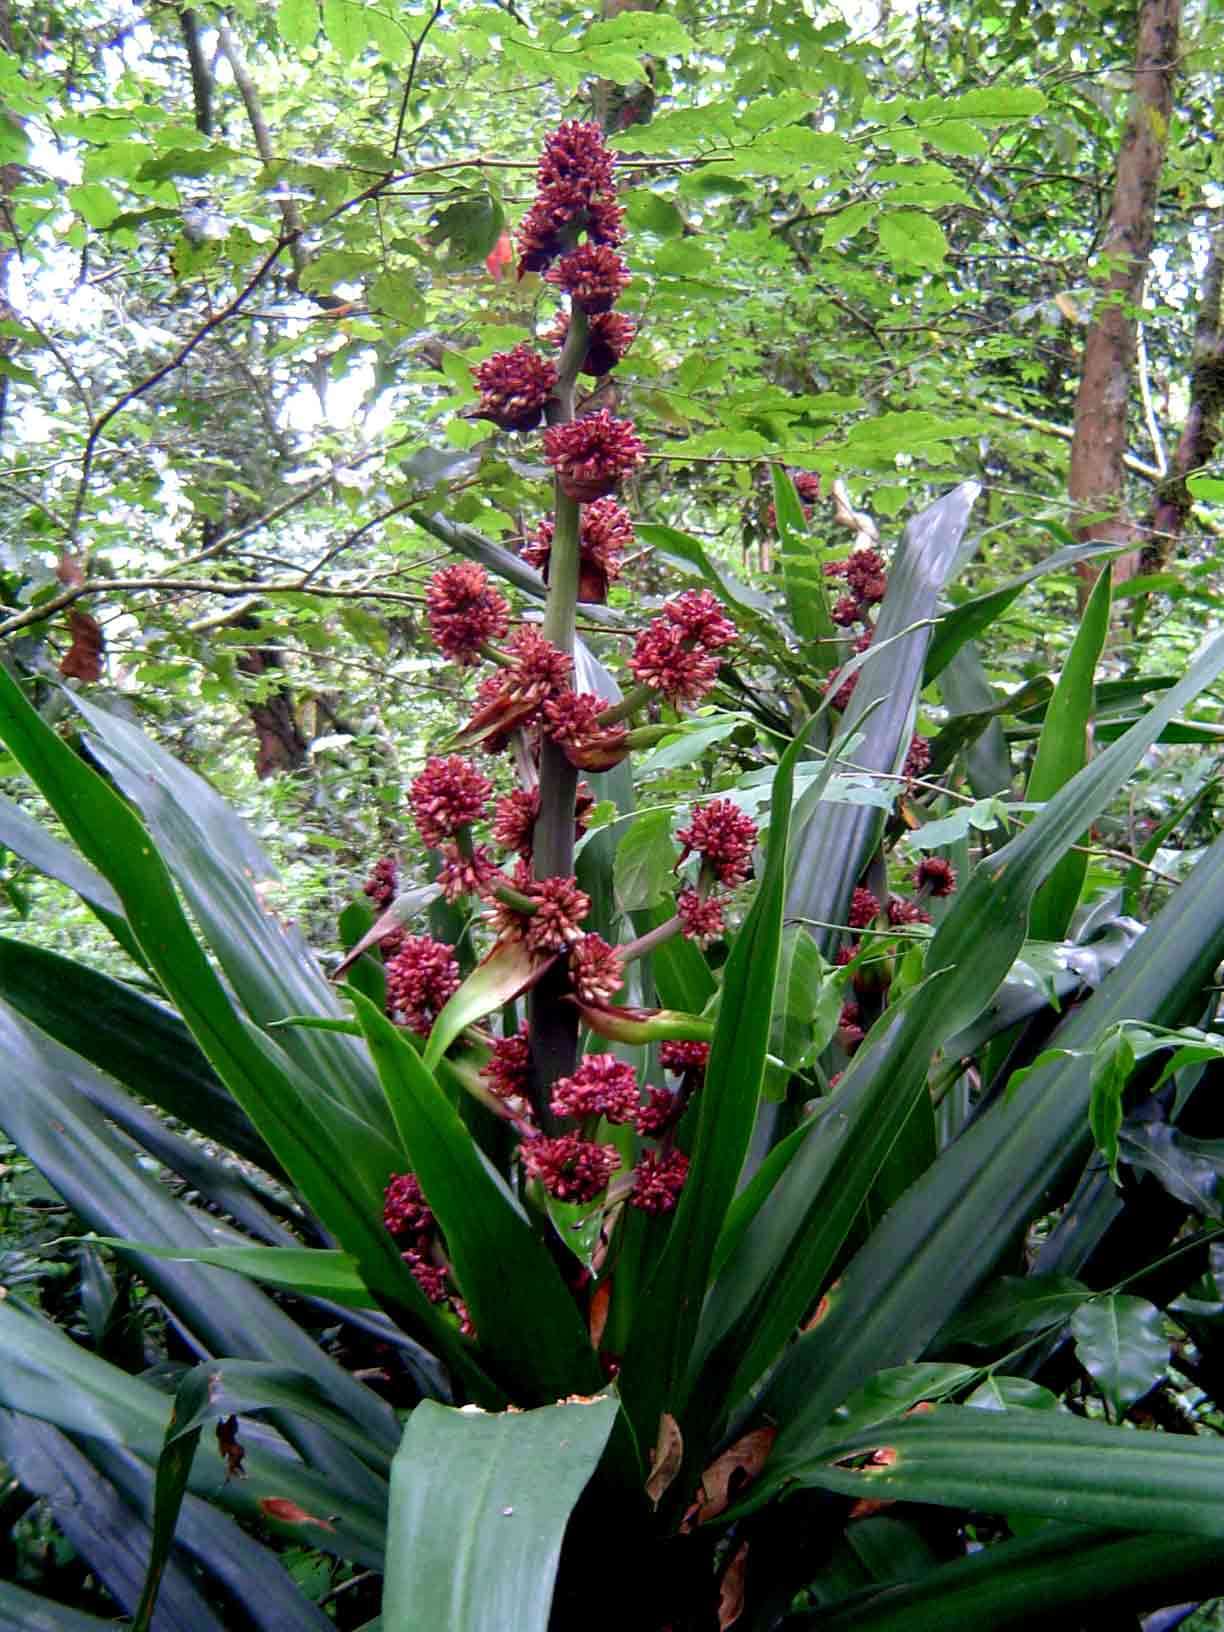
[597,682,654,727]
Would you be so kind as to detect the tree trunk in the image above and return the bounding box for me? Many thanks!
[1067,0,1180,593]
[1142,216,1224,570]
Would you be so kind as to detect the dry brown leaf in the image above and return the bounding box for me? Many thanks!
[644,1411,683,1508]
[588,1276,612,1349]
[681,1426,776,1532]
[59,609,104,682]
[718,1540,750,1629]
[258,1497,335,1531]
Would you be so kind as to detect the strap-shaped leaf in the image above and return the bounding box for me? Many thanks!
[760,820,1224,1460]
[383,1396,618,1632]
[799,1524,1224,1631]
[352,990,601,1403]
[0,663,498,1402]
[704,631,1224,1429]
[0,1302,388,1568]
[617,719,812,1446]
[766,1403,1224,1535]
[786,482,980,940]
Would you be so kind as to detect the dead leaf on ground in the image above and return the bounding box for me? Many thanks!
[681,1426,776,1532]
[718,1540,750,1629]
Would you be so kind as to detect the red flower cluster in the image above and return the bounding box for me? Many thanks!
[903,734,932,780]
[838,1000,865,1053]
[459,626,573,752]
[569,933,625,1004]
[521,1133,621,1203]
[825,547,888,628]
[383,1171,433,1238]
[848,886,881,929]
[551,1054,640,1124]
[631,1148,689,1215]
[523,496,633,603]
[542,410,646,503]
[481,1022,532,1101]
[635,1085,684,1137]
[548,309,637,375]
[824,629,874,712]
[676,886,725,947]
[472,344,558,432]
[426,562,510,665]
[630,589,737,709]
[410,755,492,848]
[364,855,398,910]
[435,841,499,904]
[676,799,758,887]
[888,895,931,927]
[546,243,630,313]
[491,787,539,857]
[542,689,629,770]
[516,120,624,276]
[403,1248,449,1304]
[385,935,461,1035]
[660,1040,710,1076]
[766,469,822,531]
[914,856,957,896]
[493,872,590,954]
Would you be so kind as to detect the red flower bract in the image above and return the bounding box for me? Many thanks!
[659,1040,710,1076]
[675,799,759,887]
[472,344,558,432]
[426,562,510,666]
[629,621,720,708]
[410,755,492,848]
[521,1134,620,1203]
[385,935,461,1036]
[542,410,645,502]
[524,497,633,591]
[888,895,931,927]
[491,787,540,857]
[636,1085,684,1136]
[551,1054,640,1124]
[435,841,499,903]
[631,1148,689,1215]
[546,243,630,314]
[569,932,625,1005]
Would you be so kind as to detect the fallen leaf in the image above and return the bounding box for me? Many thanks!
[60,609,105,682]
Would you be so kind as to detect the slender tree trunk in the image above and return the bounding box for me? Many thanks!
[1142,216,1224,567]
[1067,0,1180,592]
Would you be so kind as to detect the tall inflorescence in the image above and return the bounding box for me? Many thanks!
[361,122,762,1303]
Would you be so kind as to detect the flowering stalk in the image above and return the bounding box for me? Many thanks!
[527,307,590,1119]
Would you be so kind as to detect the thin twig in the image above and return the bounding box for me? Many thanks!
[392,0,446,165]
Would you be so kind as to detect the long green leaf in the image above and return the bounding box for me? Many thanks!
[352,990,600,1402]
[0,1579,139,1631]
[0,936,273,1173]
[71,690,391,1133]
[90,1239,377,1306]
[0,1302,388,1568]
[382,1396,618,1632]
[792,1525,1224,1630]
[0,664,497,1400]
[772,467,835,645]
[760,821,1224,1462]
[767,1403,1224,1534]
[786,482,979,940]
[1025,564,1111,940]
[617,721,811,1447]
[703,632,1224,1427]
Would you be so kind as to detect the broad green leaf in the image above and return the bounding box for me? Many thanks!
[772,466,835,644]
[68,181,121,228]
[1070,1295,1168,1418]
[0,1580,136,1630]
[1119,1120,1224,1219]
[877,210,948,268]
[828,1364,977,1436]
[352,991,601,1403]
[383,1396,618,1632]
[937,1275,1090,1348]
[613,806,675,912]
[964,1376,1058,1411]
[276,0,317,48]
[1025,565,1111,940]
[0,790,142,962]
[322,0,368,59]
[1087,1023,1136,1179]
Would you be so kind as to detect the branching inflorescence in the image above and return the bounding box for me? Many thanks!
[369,122,762,1319]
